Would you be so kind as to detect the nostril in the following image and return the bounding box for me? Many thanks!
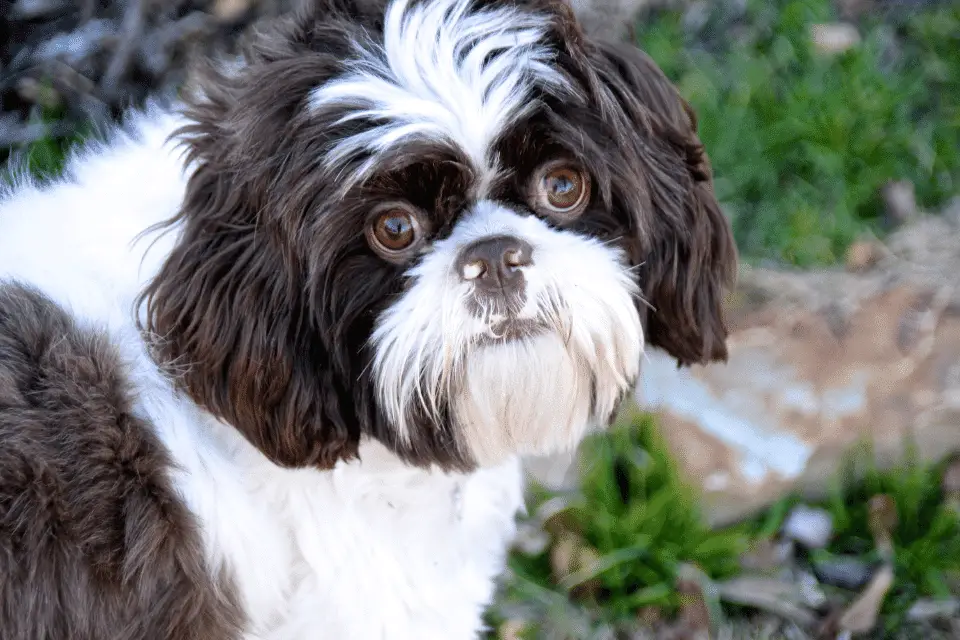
[462,259,487,281]
[504,249,524,269]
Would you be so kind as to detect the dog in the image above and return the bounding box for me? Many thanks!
[0,0,736,637]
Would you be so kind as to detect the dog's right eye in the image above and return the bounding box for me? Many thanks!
[366,205,427,262]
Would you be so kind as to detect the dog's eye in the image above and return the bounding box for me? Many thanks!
[532,163,591,220]
[374,211,415,250]
[366,206,426,262]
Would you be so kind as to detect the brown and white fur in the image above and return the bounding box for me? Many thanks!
[0,0,735,638]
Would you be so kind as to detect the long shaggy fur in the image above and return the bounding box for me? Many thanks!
[0,0,736,637]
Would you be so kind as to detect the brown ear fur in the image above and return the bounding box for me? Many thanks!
[137,13,364,469]
[584,39,738,366]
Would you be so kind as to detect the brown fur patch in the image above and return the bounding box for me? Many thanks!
[0,282,242,640]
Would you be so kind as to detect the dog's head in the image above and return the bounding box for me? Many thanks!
[140,0,736,471]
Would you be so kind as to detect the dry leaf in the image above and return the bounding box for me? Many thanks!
[716,575,818,628]
[499,619,529,640]
[845,240,881,272]
[867,495,897,562]
[837,564,895,634]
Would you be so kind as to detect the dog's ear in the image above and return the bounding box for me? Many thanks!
[138,21,363,470]
[583,40,737,366]
[139,160,361,470]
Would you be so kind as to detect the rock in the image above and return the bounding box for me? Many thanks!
[637,205,960,525]
[907,598,960,622]
[810,22,861,54]
[811,555,876,591]
[883,180,919,228]
[845,238,882,272]
[782,505,833,549]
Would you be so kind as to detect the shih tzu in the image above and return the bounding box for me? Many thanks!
[0,0,736,638]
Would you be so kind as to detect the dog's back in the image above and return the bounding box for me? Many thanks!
[0,281,242,640]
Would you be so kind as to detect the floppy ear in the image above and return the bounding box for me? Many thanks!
[137,18,363,470]
[586,40,737,366]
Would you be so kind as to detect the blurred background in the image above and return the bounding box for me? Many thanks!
[2,0,959,637]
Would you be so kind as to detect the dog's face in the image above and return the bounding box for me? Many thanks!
[141,0,736,471]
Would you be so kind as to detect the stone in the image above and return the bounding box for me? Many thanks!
[907,598,960,622]
[810,22,861,54]
[811,555,876,591]
[636,204,960,525]
[212,0,253,22]
[845,238,882,272]
[882,180,919,228]
[782,505,833,549]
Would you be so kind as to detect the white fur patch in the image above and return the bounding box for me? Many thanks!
[309,0,568,187]
[0,104,531,640]
[371,202,644,464]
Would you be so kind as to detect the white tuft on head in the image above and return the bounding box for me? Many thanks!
[370,201,644,465]
[309,0,569,188]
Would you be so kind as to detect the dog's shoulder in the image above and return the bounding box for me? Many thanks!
[0,281,243,640]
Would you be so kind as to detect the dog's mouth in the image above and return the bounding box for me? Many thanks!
[477,317,549,345]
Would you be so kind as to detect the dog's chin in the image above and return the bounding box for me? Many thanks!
[451,318,640,466]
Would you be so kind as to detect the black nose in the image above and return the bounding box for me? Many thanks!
[456,235,533,301]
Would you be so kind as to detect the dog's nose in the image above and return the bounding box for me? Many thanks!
[457,236,533,298]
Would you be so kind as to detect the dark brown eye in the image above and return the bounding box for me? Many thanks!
[366,206,425,261]
[534,163,591,218]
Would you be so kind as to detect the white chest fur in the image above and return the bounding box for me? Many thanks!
[160,413,524,640]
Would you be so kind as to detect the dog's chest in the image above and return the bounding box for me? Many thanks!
[174,432,525,640]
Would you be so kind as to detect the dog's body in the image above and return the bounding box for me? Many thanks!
[0,109,520,639]
[0,0,736,638]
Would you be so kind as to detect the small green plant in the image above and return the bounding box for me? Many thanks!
[822,441,960,634]
[742,439,960,637]
[635,0,960,266]
[1,87,95,186]
[498,413,746,633]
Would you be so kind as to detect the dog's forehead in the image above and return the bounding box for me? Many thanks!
[309,0,573,191]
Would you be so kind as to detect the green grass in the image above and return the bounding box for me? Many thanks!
[824,442,960,634]
[748,440,960,636]
[636,0,960,266]
[492,414,747,636]
[1,103,91,185]
[494,424,960,638]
